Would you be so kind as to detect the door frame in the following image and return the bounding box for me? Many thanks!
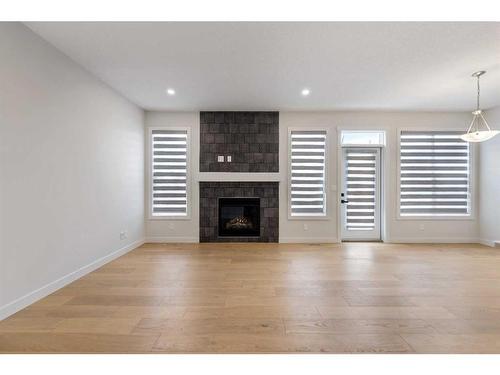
[336,128,388,243]
[340,146,382,241]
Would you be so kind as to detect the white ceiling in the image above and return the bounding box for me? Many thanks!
[26,22,500,112]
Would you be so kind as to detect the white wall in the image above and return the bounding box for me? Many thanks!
[0,23,145,319]
[145,110,479,243]
[479,106,500,246]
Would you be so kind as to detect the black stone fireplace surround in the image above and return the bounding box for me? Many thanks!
[199,182,279,242]
[200,111,279,173]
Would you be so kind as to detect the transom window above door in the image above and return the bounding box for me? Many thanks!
[341,130,386,146]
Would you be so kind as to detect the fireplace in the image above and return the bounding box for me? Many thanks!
[218,197,260,237]
[199,182,278,242]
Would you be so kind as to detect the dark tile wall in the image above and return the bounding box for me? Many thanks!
[200,111,279,173]
[199,182,279,242]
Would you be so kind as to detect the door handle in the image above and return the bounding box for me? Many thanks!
[341,199,349,204]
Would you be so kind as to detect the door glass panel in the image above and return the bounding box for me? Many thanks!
[341,147,381,241]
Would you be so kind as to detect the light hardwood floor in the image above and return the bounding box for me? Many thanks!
[1,242,500,353]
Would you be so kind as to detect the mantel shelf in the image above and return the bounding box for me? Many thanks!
[196,172,281,182]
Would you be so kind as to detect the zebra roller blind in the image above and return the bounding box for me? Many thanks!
[345,148,378,231]
[151,129,188,216]
[290,130,326,216]
[400,130,470,216]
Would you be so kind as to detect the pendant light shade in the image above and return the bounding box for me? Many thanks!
[461,130,500,142]
[461,71,498,143]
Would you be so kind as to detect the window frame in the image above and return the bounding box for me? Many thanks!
[396,127,476,221]
[148,126,191,221]
[287,127,329,220]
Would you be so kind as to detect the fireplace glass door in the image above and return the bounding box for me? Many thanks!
[218,198,260,237]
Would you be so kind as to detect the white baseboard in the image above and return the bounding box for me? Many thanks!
[478,238,498,247]
[145,236,199,243]
[279,237,339,243]
[0,238,145,321]
[387,237,479,244]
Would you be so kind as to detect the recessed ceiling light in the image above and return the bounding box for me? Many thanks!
[166,88,175,95]
[301,88,310,96]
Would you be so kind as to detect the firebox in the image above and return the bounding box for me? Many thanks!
[218,197,260,237]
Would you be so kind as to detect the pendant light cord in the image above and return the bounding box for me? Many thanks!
[476,74,481,111]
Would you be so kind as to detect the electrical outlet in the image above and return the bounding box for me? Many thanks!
[419,224,425,231]
[303,224,309,231]
[217,155,224,162]
[227,155,232,162]
[120,231,127,240]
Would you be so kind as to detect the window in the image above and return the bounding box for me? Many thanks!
[289,130,327,216]
[151,129,189,217]
[399,130,470,217]
[341,130,385,146]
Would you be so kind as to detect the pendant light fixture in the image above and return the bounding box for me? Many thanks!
[460,71,499,143]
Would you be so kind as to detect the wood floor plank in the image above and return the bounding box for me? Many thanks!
[132,318,284,336]
[284,319,436,335]
[162,295,227,307]
[409,296,500,308]
[52,318,141,334]
[183,306,322,319]
[344,295,415,307]
[65,295,165,306]
[274,286,360,297]
[0,333,159,353]
[225,295,349,308]
[111,306,186,319]
[444,306,500,320]
[426,319,500,334]
[0,317,63,333]
[316,306,457,319]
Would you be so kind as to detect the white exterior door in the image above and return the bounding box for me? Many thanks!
[340,147,381,241]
